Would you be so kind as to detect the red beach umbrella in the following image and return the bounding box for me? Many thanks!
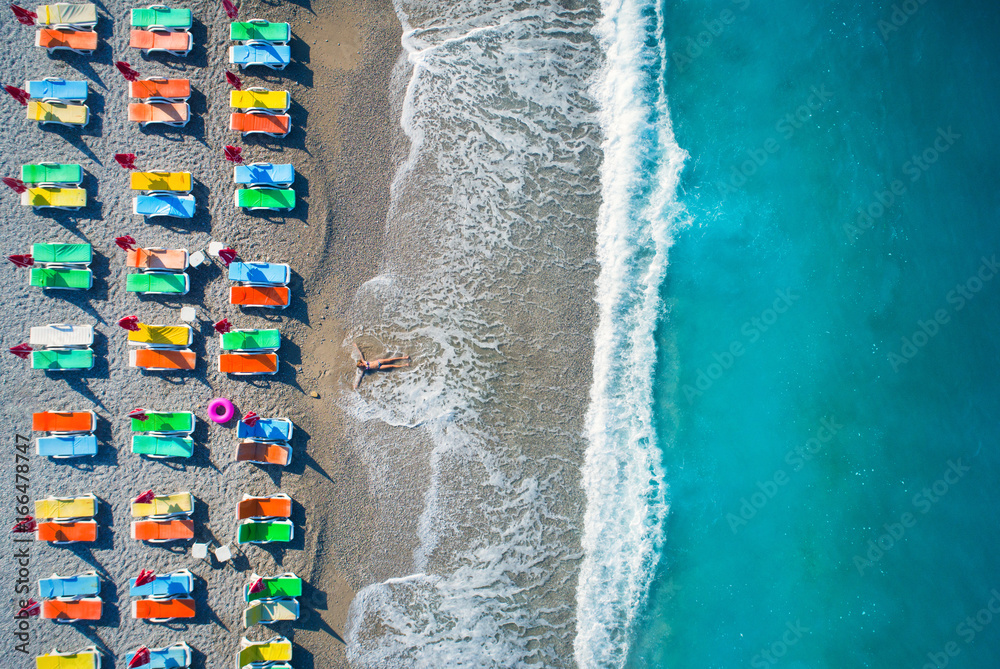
[134,490,155,504]
[8,254,33,268]
[242,411,260,427]
[115,61,140,82]
[225,71,242,90]
[248,576,265,593]
[115,235,137,250]
[9,5,36,25]
[115,153,138,170]
[128,647,151,668]
[214,318,232,334]
[118,315,141,331]
[15,599,39,617]
[10,516,35,533]
[4,85,29,106]
[8,343,32,359]
[134,569,156,587]
[224,145,243,164]
[222,0,237,19]
[2,176,26,193]
[218,248,237,266]
[127,408,149,422]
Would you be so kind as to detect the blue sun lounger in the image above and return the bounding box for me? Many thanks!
[134,194,195,218]
[230,42,291,70]
[36,434,98,458]
[39,571,100,599]
[129,569,193,598]
[125,642,191,669]
[228,262,290,285]
[237,418,293,442]
[26,78,88,102]
[233,163,294,187]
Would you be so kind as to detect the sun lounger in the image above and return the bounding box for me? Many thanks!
[244,573,302,602]
[230,20,290,42]
[36,3,97,27]
[244,599,299,627]
[233,162,294,187]
[128,102,190,127]
[131,411,194,434]
[230,88,290,112]
[220,329,281,352]
[236,441,291,466]
[134,194,195,218]
[36,646,100,669]
[127,324,192,347]
[32,349,94,371]
[36,520,97,543]
[22,187,86,209]
[131,171,192,192]
[230,42,291,70]
[131,518,194,542]
[231,285,290,308]
[27,100,89,126]
[30,268,92,290]
[131,5,191,29]
[230,112,290,137]
[129,569,193,598]
[32,243,91,265]
[132,598,195,621]
[38,571,100,599]
[35,494,96,520]
[236,636,292,668]
[26,79,88,102]
[30,324,93,348]
[127,247,189,271]
[131,491,193,518]
[228,262,290,285]
[235,187,295,210]
[220,352,279,375]
[237,494,292,520]
[130,29,192,55]
[22,163,83,186]
[129,348,196,371]
[132,435,194,458]
[36,29,98,53]
[37,434,98,458]
[41,598,102,622]
[130,78,190,101]
[126,272,190,295]
[125,642,191,669]
[237,519,293,544]
[33,411,95,433]
[237,418,293,442]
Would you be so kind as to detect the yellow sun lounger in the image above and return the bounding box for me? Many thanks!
[27,100,89,126]
[36,646,100,669]
[36,3,97,28]
[230,88,290,112]
[236,636,292,669]
[34,493,97,520]
[21,187,86,209]
[127,323,193,348]
[130,171,192,192]
[130,491,193,518]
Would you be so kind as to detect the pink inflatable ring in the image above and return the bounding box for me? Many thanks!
[207,397,235,424]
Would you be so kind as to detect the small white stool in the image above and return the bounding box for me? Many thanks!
[189,250,206,267]
[208,241,225,257]
[179,306,197,322]
[191,542,209,559]
[214,544,233,562]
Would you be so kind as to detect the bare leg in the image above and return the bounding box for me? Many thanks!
[378,363,410,370]
[376,356,410,364]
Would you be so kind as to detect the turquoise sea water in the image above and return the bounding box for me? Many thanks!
[627,0,1000,666]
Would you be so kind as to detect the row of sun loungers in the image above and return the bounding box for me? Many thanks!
[34,410,97,457]
[29,323,95,370]
[27,243,93,290]
[131,410,195,458]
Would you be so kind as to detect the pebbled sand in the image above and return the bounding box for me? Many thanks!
[0,0,406,665]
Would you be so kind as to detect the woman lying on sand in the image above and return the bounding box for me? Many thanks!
[354,343,410,389]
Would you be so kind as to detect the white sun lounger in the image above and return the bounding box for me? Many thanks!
[29,324,94,348]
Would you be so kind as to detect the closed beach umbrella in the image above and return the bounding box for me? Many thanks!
[8,254,33,267]
[226,71,242,90]
[10,516,35,533]
[2,176,26,193]
[15,600,39,617]
[249,576,265,593]
[115,235,137,250]
[224,145,243,163]
[9,5,36,24]
[128,647,151,668]
[242,411,260,427]
[134,569,156,587]
[115,61,140,82]
[8,343,32,359]
[118,315,141,331]
[222,0,237,19]
[218,248,237,266]
[3,85,29,106]
[214,318,232,334]
[134,490,155,504]
[128,408,149,422]
[115,154,138,170]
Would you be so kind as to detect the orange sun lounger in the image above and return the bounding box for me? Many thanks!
[129,29,192,55]
[220,353,278,375]
[36,521,97,543]
[36,29,98,52]
[32,411,95,433]
[130,348,196,371]
[128,102,190,127]
[132,597,195,621]
[130,79,191,101]
[131,519,194,542]
[230,285,289,308]
[126,247,189,271]
[237,494,291,520]
[41,598,102,622]
[236,441,291,466]
[230,112,290,137]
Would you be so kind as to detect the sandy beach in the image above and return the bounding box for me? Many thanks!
[0,0,408,664]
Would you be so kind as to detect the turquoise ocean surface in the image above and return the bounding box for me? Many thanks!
[624,0,1000,666]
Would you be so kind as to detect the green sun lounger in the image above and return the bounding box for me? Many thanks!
[131,5,192,29]
[221,329,281,351]
[126,272,189,295]
[237,520,293,544]
[31,349,94,371]
[30,267,92,289]
[230,20,290,42]
[131,435,194,458]
[22,163,83,186]
[131,411,194,434]
[236,187,295,210]
[244,573,302,602]
[32,242,91,265]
